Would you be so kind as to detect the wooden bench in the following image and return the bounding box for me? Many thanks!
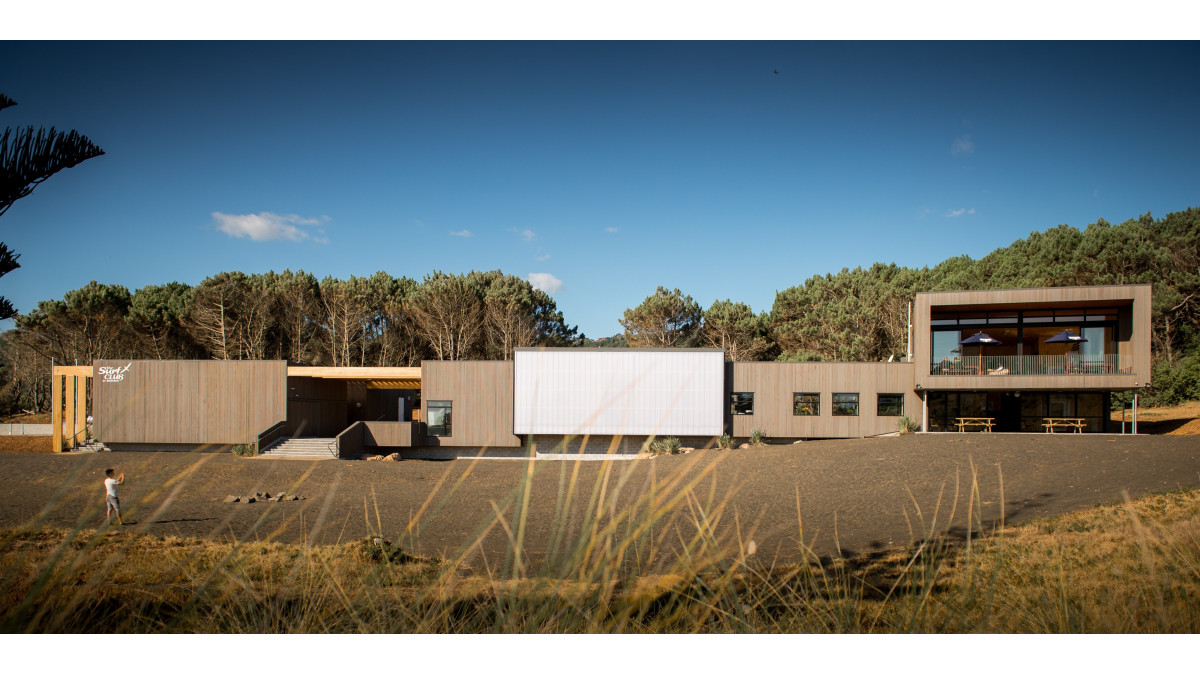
[1043,417,1085,433]
[956,417,994,432]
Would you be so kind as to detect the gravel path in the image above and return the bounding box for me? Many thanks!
[1,434,1196,570]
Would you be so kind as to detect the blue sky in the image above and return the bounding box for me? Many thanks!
[2,41,1198,339]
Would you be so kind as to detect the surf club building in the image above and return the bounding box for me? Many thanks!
[55,284,1152,457]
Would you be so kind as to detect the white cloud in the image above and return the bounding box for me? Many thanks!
[536,254,551,261]
[527,272,563,294]
[945,208,976,218]
[511,228,535,241]
[604,227,619,233]
[951,135,974,155]
[212,212,323,242]
[449,229,473,237]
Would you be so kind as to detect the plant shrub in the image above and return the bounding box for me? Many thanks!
[230,443,256,457]
[646,436,682,456]
[716,434,733,450]
[897,415,920,434]
[749,429,766,446]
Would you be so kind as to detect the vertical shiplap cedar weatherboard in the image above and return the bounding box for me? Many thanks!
[729,362,919,439]
[913,285,1152,391]
[420,360,522,447]
[93,360,286,444]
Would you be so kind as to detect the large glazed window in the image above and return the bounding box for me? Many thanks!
[877,393,904,416]
[427,400,452,437]
[832,393,859,416]
[793,393,820,416]
[931,330,960,366]
[730,392,754,415]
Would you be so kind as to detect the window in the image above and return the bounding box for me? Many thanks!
[877,393,904,416]
[832,393,859,416]
[931,330,960,367]
[427,400,452,437]
[730,392,754,415]
[793,393,820,416]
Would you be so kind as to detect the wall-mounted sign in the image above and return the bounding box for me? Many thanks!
[99,363,132,383]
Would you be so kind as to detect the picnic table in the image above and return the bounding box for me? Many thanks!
[1042,417,1085,433]
[955,417,994,432]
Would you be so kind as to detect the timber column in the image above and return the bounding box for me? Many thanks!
[51,365,92,452]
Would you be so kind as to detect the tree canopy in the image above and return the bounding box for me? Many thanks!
[1,208,1198,413]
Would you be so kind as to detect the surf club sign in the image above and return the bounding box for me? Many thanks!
[99,363,132,383]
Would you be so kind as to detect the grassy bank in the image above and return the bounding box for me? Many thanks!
[2,484,1197,633]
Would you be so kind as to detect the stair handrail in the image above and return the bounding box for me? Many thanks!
[255,420,289,455]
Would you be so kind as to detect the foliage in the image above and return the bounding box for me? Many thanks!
[702,299,774,361]
[0,267,579,413]
[578,334,629,348]
[229,443,256,457]
[897,415,920,434]
[775,350,824,362]
[127,282,197,359]
[357,537,410,565]
[620,287,703,347]
[749,429,766,446]
[0,93,104,319]
[644,436,682,456]
[716,434,733,450]
[1139,356,1200,407]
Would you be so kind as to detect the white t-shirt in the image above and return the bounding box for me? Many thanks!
[104,477,119,497]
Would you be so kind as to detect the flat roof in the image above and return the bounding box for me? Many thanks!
[288,366,421,380]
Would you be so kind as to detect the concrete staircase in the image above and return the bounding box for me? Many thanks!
[259,437,338,459]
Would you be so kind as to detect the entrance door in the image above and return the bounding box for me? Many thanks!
[997,393,1022,432]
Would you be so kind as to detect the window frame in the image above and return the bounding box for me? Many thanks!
[426,400,453,437]
[793,392,820,416]
[730,392,755,416]
[877,393,904,417]
[832,393,860,417]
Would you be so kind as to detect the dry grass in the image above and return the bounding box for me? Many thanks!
[1111,400,1200,435]
[0,436,54,453]
[2,479,1197,633]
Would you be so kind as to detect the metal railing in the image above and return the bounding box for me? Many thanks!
[930,354,1131,376]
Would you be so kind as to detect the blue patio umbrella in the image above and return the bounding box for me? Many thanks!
[1045,330,1087,344]
[959,332,1001,372]
[959,332,1002,345]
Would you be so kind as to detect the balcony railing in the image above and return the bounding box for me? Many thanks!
[930,354,1132,376]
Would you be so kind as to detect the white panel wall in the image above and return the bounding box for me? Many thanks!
[514,349,724,436]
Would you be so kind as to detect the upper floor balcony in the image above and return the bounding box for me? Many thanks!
[913,285,1151,391]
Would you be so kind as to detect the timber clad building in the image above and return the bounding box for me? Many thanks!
[62,285,1152,456]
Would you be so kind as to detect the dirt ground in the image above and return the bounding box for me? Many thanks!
[0,412,51,424]
[1,433,1196,571]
